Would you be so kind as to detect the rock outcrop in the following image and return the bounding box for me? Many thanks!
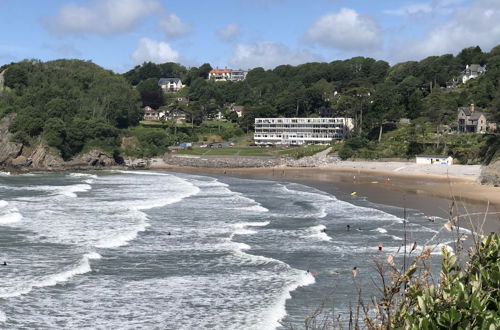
[0,114,23,164]
[0,114,120,171]
[480,161,500,187]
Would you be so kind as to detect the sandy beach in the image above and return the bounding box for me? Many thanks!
[151,160,500,234]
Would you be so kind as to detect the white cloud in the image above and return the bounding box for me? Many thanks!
[229,42,323,69]
[304,8,383,52]
[132,38,180,64]
[216,24,240,42]
[159,13,192,39]
[44,0,161,36]
[392,0,500,60]
[384,0,465,16]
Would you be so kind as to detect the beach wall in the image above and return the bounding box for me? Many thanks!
[161,154,281,168]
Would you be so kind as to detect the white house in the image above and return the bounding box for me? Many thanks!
[461,64,486,84]
[158,78,184,92]
[254,117,353,145]
[416,155,453,165]
[209,68,248,82]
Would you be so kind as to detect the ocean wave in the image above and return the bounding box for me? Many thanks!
[22,184,92,198]
[0,252,100,299]
[0,200,8,208]
[0,310,6,323]
[372,227,388,234]
[95,218,150,249]
[69,173,98,179]
[0,171,10,176]
[133,187,200,211]
[304,224,332,241]
[111,170,171,176]
[232,221,270,236]
[259,270,316,330]
[58,184,92,198]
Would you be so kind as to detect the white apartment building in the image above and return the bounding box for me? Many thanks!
[254,117,353,145]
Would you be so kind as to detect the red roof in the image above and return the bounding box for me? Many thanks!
[210,68,232,74]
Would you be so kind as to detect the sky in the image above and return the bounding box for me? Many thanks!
[1,0,500,73]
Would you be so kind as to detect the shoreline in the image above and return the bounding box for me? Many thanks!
[151,164,500,234]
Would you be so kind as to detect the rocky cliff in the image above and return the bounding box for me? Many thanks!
[480,161,500,187]
[0,114,119,171]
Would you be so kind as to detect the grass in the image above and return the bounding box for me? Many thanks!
[279,145,329,159]
[174,146,290,157]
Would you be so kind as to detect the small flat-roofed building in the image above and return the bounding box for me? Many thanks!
[416,155,453,165]
[254,117,353,145]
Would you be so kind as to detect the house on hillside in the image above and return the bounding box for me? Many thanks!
[230,105,245,118]
[230,69,248,81]
[164,109,186,124]
[208,68,232,81]
[457,104,496,133]
[460,64,486,84]
[208,68,247,82]
[143,106,160,121]
[158,78,184,92]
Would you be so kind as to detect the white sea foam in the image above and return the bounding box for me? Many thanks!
[112,170,171,176]
[232,221,270,236]
[0,171,10,176]
[69,173,98,179]
[0,211,22,225]
[372,228,388,234]
[58,184,92,197]
[259,271,316,330]
[0,310,6,323]
[95,219,150,249]
[305,225,332,241]
[0,200,8,208]
[0,252,100,299]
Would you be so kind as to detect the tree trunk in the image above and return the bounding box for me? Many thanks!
[359,108,363,135]
[378,123,383,142]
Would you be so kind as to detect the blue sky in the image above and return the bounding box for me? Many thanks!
[1,0,499,72]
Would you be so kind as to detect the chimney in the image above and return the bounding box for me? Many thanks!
[471,104,475,112]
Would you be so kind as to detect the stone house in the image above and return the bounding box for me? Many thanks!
[457,104,496,133]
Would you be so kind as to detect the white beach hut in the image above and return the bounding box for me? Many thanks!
[416,155,454,165]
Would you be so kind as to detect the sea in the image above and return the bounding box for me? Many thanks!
[0,170,463,329]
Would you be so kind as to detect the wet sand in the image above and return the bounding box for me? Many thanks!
[152,165,500,234]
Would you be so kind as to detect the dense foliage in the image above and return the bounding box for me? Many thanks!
[390,233,500,329]
[1,45,499,161]
[0,59,142,159]
[124,46,500,135]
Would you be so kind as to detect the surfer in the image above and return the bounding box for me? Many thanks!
[346,224,351,231]
[320,228,326,233]
[2,261,6,266]
[167,232,171,236]
[378,243,383,251]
